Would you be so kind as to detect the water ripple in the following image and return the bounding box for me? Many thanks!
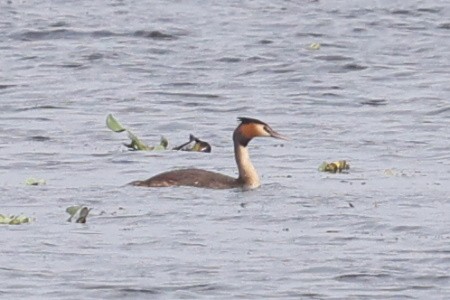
[10,29,180,41]
[1,1,450,299]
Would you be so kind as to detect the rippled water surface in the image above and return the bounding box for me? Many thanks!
[1,0,449,299]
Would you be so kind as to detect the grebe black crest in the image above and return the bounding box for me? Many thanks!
[130,117,287,189]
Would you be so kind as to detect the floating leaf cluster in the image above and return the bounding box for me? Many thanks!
[0,214,31,225]
[106,114,211,152]
[319,160,350,173]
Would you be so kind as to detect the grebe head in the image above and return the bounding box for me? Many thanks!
[234,117,288,146]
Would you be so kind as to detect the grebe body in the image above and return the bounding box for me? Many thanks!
[130,117,287,189]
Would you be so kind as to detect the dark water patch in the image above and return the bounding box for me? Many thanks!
[340,63,368,72]
[202,106,252,113]
[314,55,353,62]
[217,57,241,63]
[417,7,442,14]
[408,285,435,290]
[307,85,342,91]
[15,105,67,111]
[19,55,38,61]
[90,30,118,38]
[133,30,177,40]
[392,225,423,232]
[28,136,51,142]
[352,27,367,33]
[82,284,158,294]
[408,275,450,283]
[247,55,270,62]
[146,91,221,99]
[258,39,273,44]
[160,82,196,88]
[360,99,388,106]
[390,9,415,16]
[335,272,390,282]
[12,29,82,41]
[395,23,427,31]
[438,23,450,29]
[425,106,450,116]
[85,53,104,61]
[279,291,327,299]
[60,63,85,69]
[147,47,173,55]
[111,158,144,165]
[236,69,259,76]
[423,249,450,255]
[11,28,179,42]
[0,84,16,90]
[49,21,70,28]
[269,67,296,74]
[177,241,207,248]
[296,32,325,38]
[321,92,342,98]
[183,101,208,107]
[117,287,160,296]
[344,8,376,18]
[212,215,244,222]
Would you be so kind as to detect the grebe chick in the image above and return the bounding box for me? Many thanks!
[130,117,288,189]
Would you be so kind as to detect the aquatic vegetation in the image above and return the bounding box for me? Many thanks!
[106,113,168,151]
[308,42,321,50]
[66,205,91,223]
[106,113,211,152]
[319,160,350,173]
[25,178,46,185]
[106,113,126,133]
[0,214,31,225]
[124,132,168,151]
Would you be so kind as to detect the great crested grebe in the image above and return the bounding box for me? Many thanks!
[130,117,287,189]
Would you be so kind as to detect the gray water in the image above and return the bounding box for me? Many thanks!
[1,0,449,299]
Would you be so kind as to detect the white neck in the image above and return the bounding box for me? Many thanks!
[234,142,260,189]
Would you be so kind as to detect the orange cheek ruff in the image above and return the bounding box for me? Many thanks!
[240,124,263,139]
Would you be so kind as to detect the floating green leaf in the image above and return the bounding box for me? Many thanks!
[25,178,46,186]
[308,42,321,50]
[106,113,126,133]
[125,131,153,151]
[0,214,31,225]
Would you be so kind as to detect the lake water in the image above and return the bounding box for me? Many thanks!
[1,0,449,299]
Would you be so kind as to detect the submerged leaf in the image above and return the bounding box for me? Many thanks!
[308,42,321,50]
[25,178,46,186]
[319,160,350,173]
[106,113,126,133]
